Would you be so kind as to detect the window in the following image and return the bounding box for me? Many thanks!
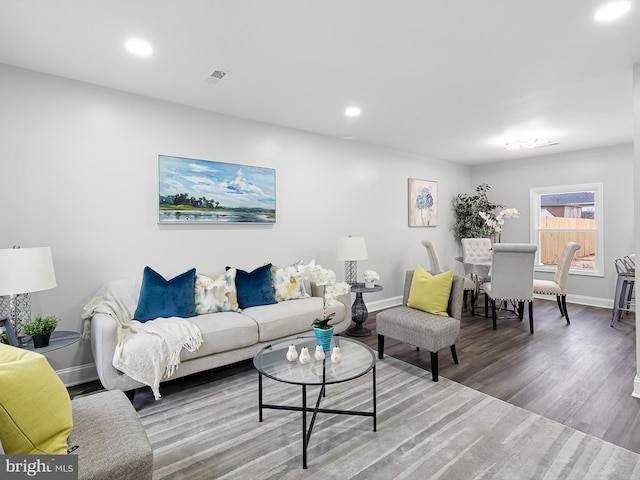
[530,183,603,276]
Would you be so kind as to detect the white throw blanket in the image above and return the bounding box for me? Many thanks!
[81,277,202,400]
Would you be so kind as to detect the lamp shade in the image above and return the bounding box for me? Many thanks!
[336,237,368,261]
[0,247,57,296]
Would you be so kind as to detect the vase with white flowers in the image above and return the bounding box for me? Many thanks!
[479,207,520,243]
[298,261,351,351]
[364,270,380,288]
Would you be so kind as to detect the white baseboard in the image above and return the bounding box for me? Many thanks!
[56,363,98,387]
[369,293,616,314]
[366,296,402,313]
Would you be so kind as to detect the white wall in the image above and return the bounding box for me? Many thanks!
[470,144,634,306]
[0,64,470,383]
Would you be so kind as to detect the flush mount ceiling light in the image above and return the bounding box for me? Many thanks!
[344,106,361,117]
[594,1,631,22]
[504,138,559,150]
[125,38,153,56]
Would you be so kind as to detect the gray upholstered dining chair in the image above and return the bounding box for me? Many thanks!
[483,243,537,333]
[533,242,581,324]
[422,240,476,314]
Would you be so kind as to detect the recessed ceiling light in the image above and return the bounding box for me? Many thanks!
[345,106,361,117]
[594,1,631,22]
[125,38,153,56]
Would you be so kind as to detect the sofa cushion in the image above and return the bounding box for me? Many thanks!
[407,265,453,317]
[180,312,259,359]
[242,297,343,342]
[0,344,73,454]
[272,262,309,301]
[230,264,278,309]
[133,266,197,322]
[195,270,240,314]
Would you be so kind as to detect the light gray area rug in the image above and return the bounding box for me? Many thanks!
[133,356,640,479]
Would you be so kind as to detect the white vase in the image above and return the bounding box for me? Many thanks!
[298,346,311,364]
[331,346,342,363]
[365,281,375,288]
[286,344,298,362]
[314,345,325,361]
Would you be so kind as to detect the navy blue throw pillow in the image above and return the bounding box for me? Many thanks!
[228,263,277,309]
[133,267,197,322]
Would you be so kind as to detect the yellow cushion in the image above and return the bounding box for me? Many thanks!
[407,265,453,316]
[0,343,72,454]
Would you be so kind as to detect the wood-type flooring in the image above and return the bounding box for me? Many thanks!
[70,297,639,455]
[360,298,640,454]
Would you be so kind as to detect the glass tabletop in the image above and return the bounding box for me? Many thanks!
[22,330,81,353]
[253,336,376,386]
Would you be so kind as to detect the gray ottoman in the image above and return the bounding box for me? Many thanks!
[377,270,463,381]
[68,390,153,480]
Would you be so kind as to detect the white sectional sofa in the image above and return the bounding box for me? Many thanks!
[84,269,350,397]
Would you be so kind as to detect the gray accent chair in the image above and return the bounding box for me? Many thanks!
[533,242,581,324]
[69,390,153,480]
[483,243,537,333]
[376,270,464,382]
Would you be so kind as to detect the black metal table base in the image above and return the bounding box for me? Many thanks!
[258,366,377,469]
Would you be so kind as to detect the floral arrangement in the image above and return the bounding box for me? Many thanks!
[479,207,520,241]
[364,270,380,283]
[298,261,351,329]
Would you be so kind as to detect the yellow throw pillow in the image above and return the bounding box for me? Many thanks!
[407,265,453,316]
[0,343,73,454]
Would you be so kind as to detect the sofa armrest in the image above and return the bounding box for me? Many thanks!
[90,313,143,392]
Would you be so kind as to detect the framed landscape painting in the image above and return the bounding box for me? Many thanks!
[158,155,276,224]
[408,178,438,227]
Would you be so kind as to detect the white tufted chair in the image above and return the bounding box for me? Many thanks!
[461,238,493,264]
[461,238,493,314]
[483,243,537,333]
[533,242,581,324]
[423,240,477,314]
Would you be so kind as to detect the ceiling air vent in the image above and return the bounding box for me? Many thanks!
[201,68,231,85]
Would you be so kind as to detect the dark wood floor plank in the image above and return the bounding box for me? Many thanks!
[359,297,640,454]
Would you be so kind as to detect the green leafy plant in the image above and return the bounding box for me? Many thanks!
[452,183,502,240]
[23,315,58,336]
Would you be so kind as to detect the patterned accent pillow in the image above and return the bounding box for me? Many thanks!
[194,270,241,314]
[272,262,310,301]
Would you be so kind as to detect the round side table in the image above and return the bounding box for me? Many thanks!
[22,330,81,353]
[347,283,383,337]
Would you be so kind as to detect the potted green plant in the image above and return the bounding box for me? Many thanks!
[23,315,58,348]
[452,183,502,240]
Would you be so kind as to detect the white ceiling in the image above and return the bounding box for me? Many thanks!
[1,0,639,165]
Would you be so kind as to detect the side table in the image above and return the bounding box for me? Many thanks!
[347,283,383,337]
[22,330,81,353]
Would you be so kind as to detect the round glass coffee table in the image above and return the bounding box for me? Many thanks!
[253,336,377,469]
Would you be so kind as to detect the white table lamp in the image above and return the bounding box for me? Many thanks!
[0,246,57,338]
[336,236,368,285]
